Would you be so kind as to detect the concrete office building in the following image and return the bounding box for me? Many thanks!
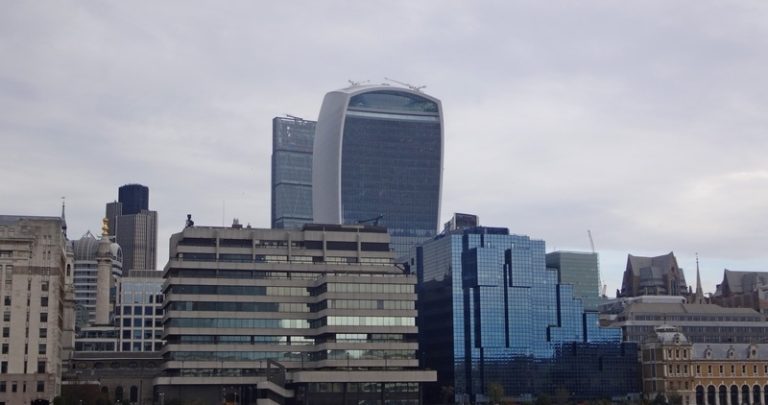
[546,251,602,311]
[313,84,443,258]
[410,216,640,403]
[0,215,75,404]
[106,184,157,274]
[271,116,316,230]
[155,221,435,404]
[600,296,768,346]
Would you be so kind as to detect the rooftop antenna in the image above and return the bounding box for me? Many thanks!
[61,196,67,237]
[384,77,426,92]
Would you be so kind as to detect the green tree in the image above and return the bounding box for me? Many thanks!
[488,382,505,404]
[536,394,553,405]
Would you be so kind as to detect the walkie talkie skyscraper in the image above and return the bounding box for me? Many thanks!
[312,84,443,258]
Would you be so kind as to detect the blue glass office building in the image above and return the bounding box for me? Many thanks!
[410,225,640,403]
[313,85,442,258]
[271,116,316,229]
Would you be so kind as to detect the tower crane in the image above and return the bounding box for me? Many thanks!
[588,230,607,297]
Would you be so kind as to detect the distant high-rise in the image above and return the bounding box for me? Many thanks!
[271,116,316,229]
[106,184,157,274]
[546,251,602,311]
[313,84,443,258]
[117,184,149,215]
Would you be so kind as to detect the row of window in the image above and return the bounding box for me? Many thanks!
[167,301,309,313]
[167,318,310,329]
[0,380,45,393]
[0,360,45,373]
[179,238,390,252]
[166,349,414,362]
[1,327,47,338]
[168,285,309,297]
[311,316,416,327]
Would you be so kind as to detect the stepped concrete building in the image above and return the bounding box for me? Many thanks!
[312,84,443,258]
[599,296,767,345]
[0,215,75,404]
[155,222,435,404]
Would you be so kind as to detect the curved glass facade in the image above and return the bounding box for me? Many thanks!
[338,88,442,258]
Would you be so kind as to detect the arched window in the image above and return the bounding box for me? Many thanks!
[115,386,124,401]
[130,386,138,402]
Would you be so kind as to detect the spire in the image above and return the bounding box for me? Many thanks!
[61,196,67,237]
[695,253,704,302]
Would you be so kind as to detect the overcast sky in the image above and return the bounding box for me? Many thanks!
[2,1,767,295]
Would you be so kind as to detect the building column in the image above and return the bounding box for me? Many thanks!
[716,389,721,405]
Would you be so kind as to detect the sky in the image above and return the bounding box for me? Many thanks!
[2,1,767,296]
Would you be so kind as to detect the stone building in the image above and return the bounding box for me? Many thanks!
[642,325,768,405]
[620,252,689,298]
[712,270,768,315]
[0,215,75,405]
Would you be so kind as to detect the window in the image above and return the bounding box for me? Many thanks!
[0,381,5,392]
[1,328,8,338]
[1,344,7,354]
[3,297,9,306]
[36,361,45,373]
[40,297,48,307]
[38,344,46,355]
[36,381,44,393]
[41,282,48,292]
[1,361,6,373]
[39,329,47,338]
[39,313,47,323]
[2,312,9,322]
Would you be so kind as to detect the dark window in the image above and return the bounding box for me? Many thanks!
[36,381,44,392]
[37,361,45,373]
[326,241,357,251]
[40,297,48,307]
[305,241,323,250]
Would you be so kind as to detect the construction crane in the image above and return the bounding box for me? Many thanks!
[358,214,384,226]
[588,230,607,297]
[384,77,426,92]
